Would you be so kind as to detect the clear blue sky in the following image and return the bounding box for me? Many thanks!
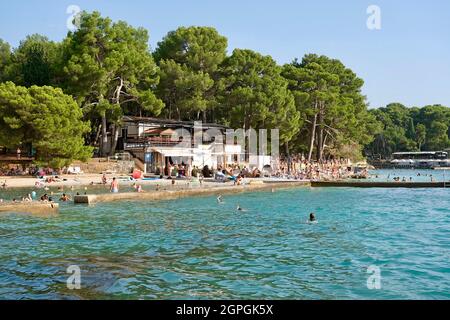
[1,0,449,108]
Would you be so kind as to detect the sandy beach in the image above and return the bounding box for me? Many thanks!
[0,173,309,190]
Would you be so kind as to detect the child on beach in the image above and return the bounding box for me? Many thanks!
[133,183,143,193]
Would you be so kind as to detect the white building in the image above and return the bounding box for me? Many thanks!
[118,116,243,175]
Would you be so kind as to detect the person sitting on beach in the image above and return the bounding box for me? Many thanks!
[309,212,316,222]
[1,180,7,189]
[24,194,32,202]
[40,194,49,201]
[110,177,119,193]
[45,176,55,183]
[234,175,243,186]
[59,193,70,202]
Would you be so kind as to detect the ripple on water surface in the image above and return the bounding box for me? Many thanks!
[0,183,449,299]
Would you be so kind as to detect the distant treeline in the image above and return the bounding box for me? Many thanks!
[0,11,448,167]
[366,103,450,158]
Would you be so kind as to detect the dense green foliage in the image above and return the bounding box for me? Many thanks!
[154,26,227,121]
[5,34,61,87]
[282,55,380,160]
[218,49,301,146]
[0,39,11,83]
[366,103,450,158]
[0,82,92,167]
[61,12,163,156]
[0,10,448,164]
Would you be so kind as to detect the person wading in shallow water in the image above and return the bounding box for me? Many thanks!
[102,173,107,185]
[309,212,316,222]
[110,177,119,193]
[59,193,70,202]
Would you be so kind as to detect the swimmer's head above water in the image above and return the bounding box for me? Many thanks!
[309,212,316,222]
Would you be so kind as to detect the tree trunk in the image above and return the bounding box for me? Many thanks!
[94,123,102,147]
[285,141,291,174]
[317,107,324,161]
[308,113,318,162]
[101,115,108,157]
[168,100,172,120]
[315,129,320,161]
[321,133,329,158]
[109,124,119,157]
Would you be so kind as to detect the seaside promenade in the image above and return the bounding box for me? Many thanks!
[0,201,59,216]
[73,180,310,205]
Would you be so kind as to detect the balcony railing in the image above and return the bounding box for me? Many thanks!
[124,137,217,150]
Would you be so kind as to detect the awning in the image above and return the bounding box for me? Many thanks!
[150,147,194,157]
[144,128,176,136]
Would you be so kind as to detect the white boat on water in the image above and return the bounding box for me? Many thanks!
[390,151,450,168]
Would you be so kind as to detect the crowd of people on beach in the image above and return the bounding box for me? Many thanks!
[0,155,361,203]
[273,157,360,181]
[0,165,63,177]
[162,157,359,184]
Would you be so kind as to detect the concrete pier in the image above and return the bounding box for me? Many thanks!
[311,181,450,188]
[74,181,309,205]
[0,202,59,216]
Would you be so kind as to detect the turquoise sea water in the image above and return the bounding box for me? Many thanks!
[0,170,449,300]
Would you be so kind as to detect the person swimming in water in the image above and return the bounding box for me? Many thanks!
[237,204,243,211]
[59,193,70,202]
[217,195,223,203]
[309,212,316,222]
